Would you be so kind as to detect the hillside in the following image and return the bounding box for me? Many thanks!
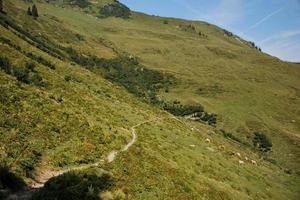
[0,0,299,200]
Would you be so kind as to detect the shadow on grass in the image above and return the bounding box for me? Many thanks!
[32,168,114,200]
[0,165,26,199]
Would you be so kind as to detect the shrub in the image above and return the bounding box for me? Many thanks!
[64,75,72,82]
[223,29,233,37]
[163,103,204,116]
[31,73,45,87]
[0,56,11,74]
[253,132,272,152]
[163,20,168,24]
[25,62,36,72]
[13,67,29,83]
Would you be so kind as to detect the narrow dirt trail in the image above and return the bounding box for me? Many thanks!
[6,119,154,200]
[106,119,155,163]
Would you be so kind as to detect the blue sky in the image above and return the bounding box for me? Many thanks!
[119,0,300,62]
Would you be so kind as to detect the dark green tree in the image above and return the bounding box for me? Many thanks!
[32,4,38,19]
[27,7,32,16]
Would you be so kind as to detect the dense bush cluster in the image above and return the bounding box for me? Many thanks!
[253,132,272,152]
[63,46,217,125]
[163,102,204,116]
[193,112,217,126]
[162,101,217,126]
[64,46,173,100]
[32,169,114,200]
[223,29,233,37]
[248,41,261,51]
[100,1,131,18]
[0,36,55,69]
[0,57,46,86]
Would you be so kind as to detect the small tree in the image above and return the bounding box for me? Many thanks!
[27,7,32,16]
[253,132,272,152]
[32,4,39,19]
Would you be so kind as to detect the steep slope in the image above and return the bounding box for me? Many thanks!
[0,0,299,200]
[32,0,300,170]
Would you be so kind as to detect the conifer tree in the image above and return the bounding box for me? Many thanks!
[32,4,39,19]
[27,7,32,16]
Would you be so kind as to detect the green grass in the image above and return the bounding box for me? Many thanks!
[0,0,299,199]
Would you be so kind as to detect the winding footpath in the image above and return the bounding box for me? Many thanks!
[6,119,154,200]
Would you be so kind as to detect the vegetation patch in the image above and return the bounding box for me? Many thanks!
[253,132,272,152]
[0,56,46,86]
[0,36,55,69]
[0,13,65,60]
[99,1,131,18]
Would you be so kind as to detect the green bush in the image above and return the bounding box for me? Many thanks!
[0,56,11,74]
[25,62,36,72]
[31,73,45,87]
[253,132,272,152]
[163,103,204,116]
[64,75,72,82]
[13,67,29,83]
[0,36,55,70]
[32,168,114,200]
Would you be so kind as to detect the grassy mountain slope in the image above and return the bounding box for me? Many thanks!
[0,0,299,199]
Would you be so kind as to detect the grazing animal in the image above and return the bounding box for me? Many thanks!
[235,152,241,158]
[245,157,249,161]
[251,160,257,165]
[205,138,211,143]
[239,160,245,165]
[218,145,225,150]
